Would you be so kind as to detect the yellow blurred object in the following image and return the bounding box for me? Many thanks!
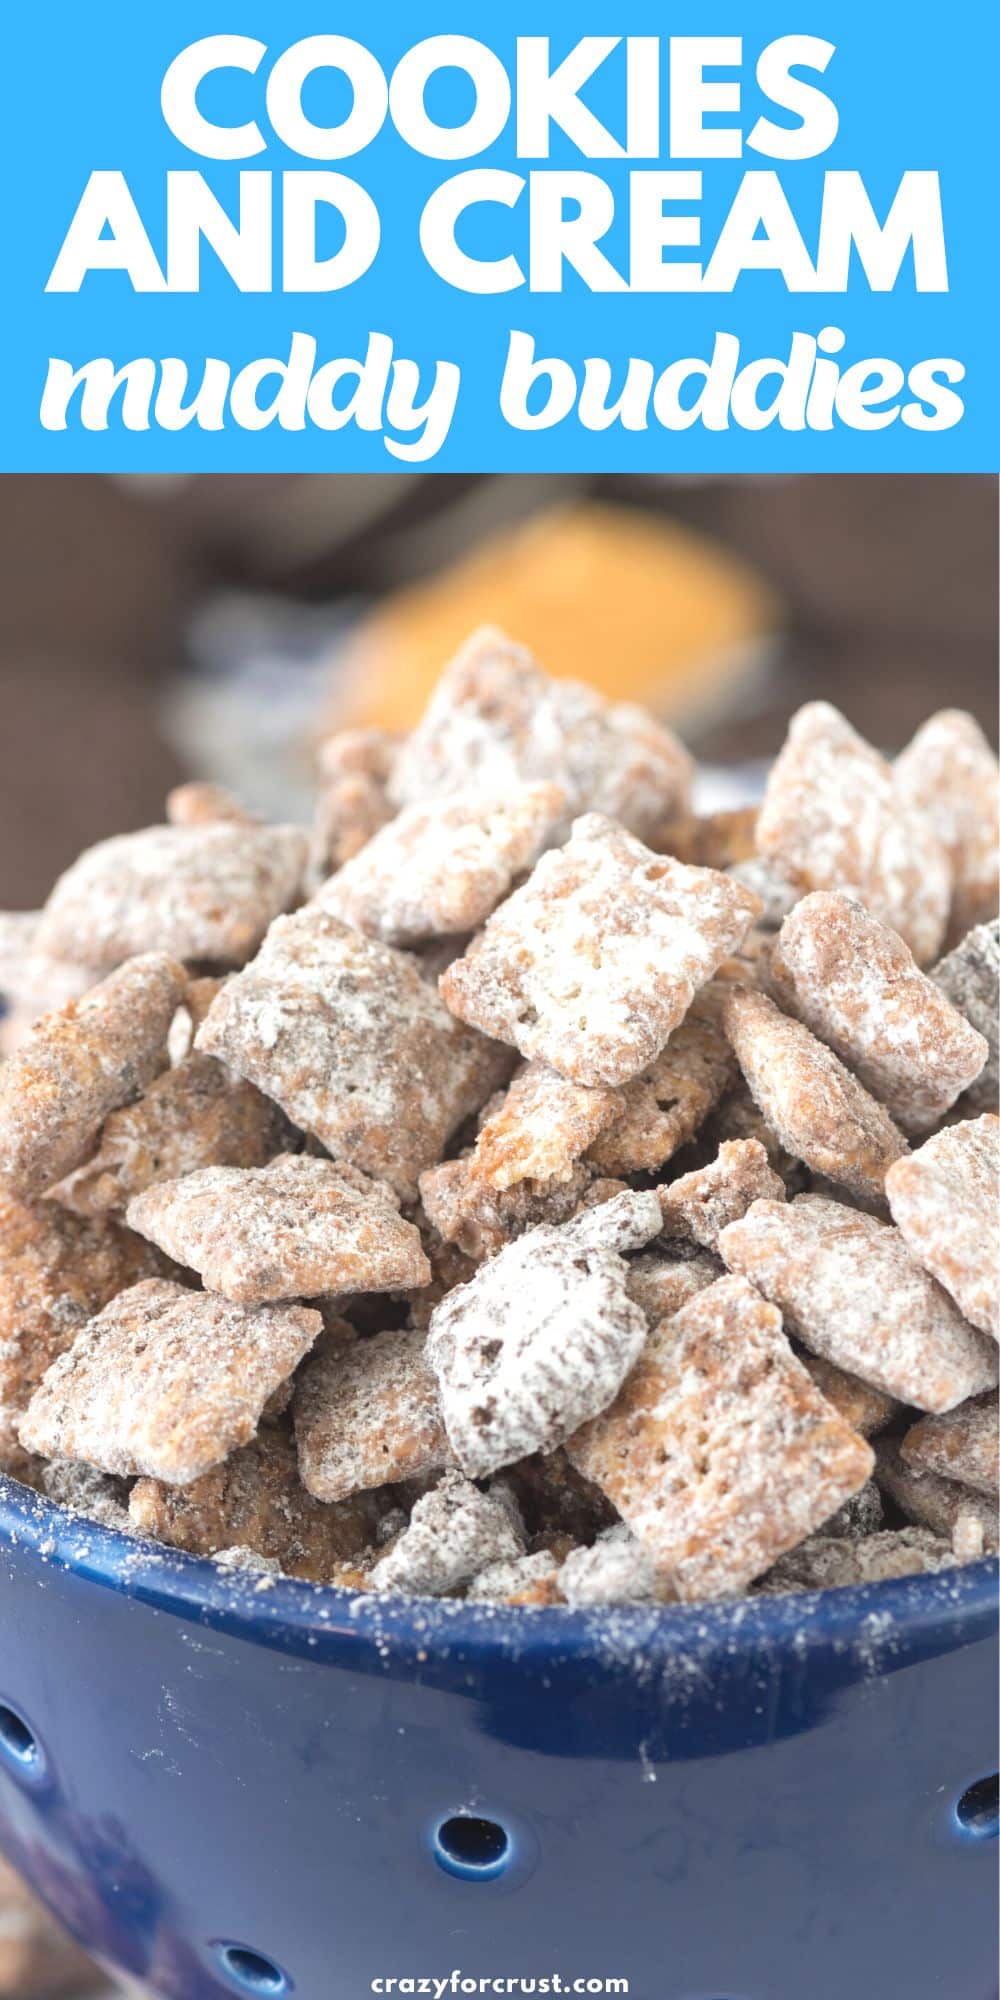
[331,502,781,734]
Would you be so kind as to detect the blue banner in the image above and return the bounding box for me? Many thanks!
[3,2,996,469]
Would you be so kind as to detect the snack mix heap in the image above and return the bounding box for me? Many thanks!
[0,633,997,1609]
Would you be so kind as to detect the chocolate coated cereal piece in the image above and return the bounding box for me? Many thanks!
[466,1549,564,1604]
[758,1527,955,1594]
[0,953,187,1198]
[309,727,400,883]
[470,1061,619,1190]
[796,1352,900,1439]
[20,1278,321,1484]
[389,627,693,843]
[722,986,907,1204]
[418,1154,625,1262]
[625,1246,720,1324]
[0,1185,170,1453]
[886,1116,999,1339]
[50,1055,294,1217]
[315,784,566,945]
[426,1220,648,1476]
[655,806,758,870]
[35,822,307,973]
[895,709,999,946]
[39,1460,134,1532]
[166,782,256,827]
[658,1138,786,1250]
[560,1187,664,1255]
[442,814,760,1088]
[771,893,988,1134]
[819,1477,883,1539]
[930,920,999,1113]
[196,909,510,1201]
[559,1525,670,1606]
[0,912,93,1021]
[875,1438,998,1551]
[371,1469,523,1595]
[719,1196,998,1412]
[568,1275,874,1601]
[127,1154,430,1305]
[586,1008,737,1174]
[129,1425,383,1580]
[756,701,950,963]
[294,1326,451,1502]
[901,1395,998,1496]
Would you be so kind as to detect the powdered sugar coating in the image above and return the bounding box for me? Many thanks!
[442,813,759,1089]
[470,1061,619,1190]
[389,627,693,843]
[0,953,187,1198]
[796,1352,900,1439]
[129,1425,383,1580]
[771,892,988,1134]
[586,1008,737,1174]
[559,1525,669,1606]
[426,1222,648,1477]
[35,823,307,973]
[659,1138,786,1251]
[371,1469,524,1595]
[294,1326,451,1502]
[758,1527,955,1594]
[901,1395,998,1496]
[0,912,94,1019]
[568,1274,874,1601]
[196,909,510,1201]
[885,1116,999,1338]
[309,727,400,884]
[418,1154,626,1262]
[466,1549,564,1604]
[127,1154,430,1305]
[559,1188,663,1256]
[756,701,950,964]
[625,1246,720,1324]
[315,783,567,945]
[895,709,999,946]
[20,1278,321,1483]
[719,1195,998,1412]
[931,920,999,1114]
[40,1460,134,1531]
[722,986,907,1203]
[50,1054,294,1218]
[0,1186,168,1454]
[875,1437,998,1551]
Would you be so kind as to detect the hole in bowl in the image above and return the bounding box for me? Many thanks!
[434,1813,511,1879]
[215,1942,290,1994]
[955,1773,999,1839]
[0,1701,41,1774]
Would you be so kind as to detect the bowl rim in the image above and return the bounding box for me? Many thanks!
[2,1471,996,1670]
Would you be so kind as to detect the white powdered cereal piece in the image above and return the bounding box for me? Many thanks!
[426,1221,648,1477]
[559,1526,669,1606]
[35,822,307,973]
[20,1278,321,1484]
[559,1188,663,1255]
[895,709,999,946]
[900,1396,998,1495]
[625,1246,721,1325]
[756,701,950,964]
[758,1527,956,1594]
[719,1196,998,1412]
[196,909,510,1200]
[952,1512,985,1562]
[722,986,907,1204]
[796,1352,900,1439]
[658,1138,786,1250]
[0,911,93,1017]
[469,1061,620,1190]
[294,1326,452,1502]
[371,1470,523,1595]
[930,920,999,1113]
[465,1550,563,1604]
[875,1438,998,1551]
[40,1460,134,1532]
[127,1154,430,1305]
[389,627,694,842]
[441,813,760,1087]
[885,1116,999,1339]
[0,953,187,1197]
[568,1275,874,1601]
[586,1008,737,1174]
[770,893,988,1134]
[314,784,567,945]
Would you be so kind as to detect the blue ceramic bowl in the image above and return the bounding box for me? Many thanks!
[0,1474,995,2000]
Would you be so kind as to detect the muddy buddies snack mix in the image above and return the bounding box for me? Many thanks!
[2,641,996,1608]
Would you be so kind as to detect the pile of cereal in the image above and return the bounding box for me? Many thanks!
[1,631,997,1607]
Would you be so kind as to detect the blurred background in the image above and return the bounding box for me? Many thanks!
[0,473,996,908]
